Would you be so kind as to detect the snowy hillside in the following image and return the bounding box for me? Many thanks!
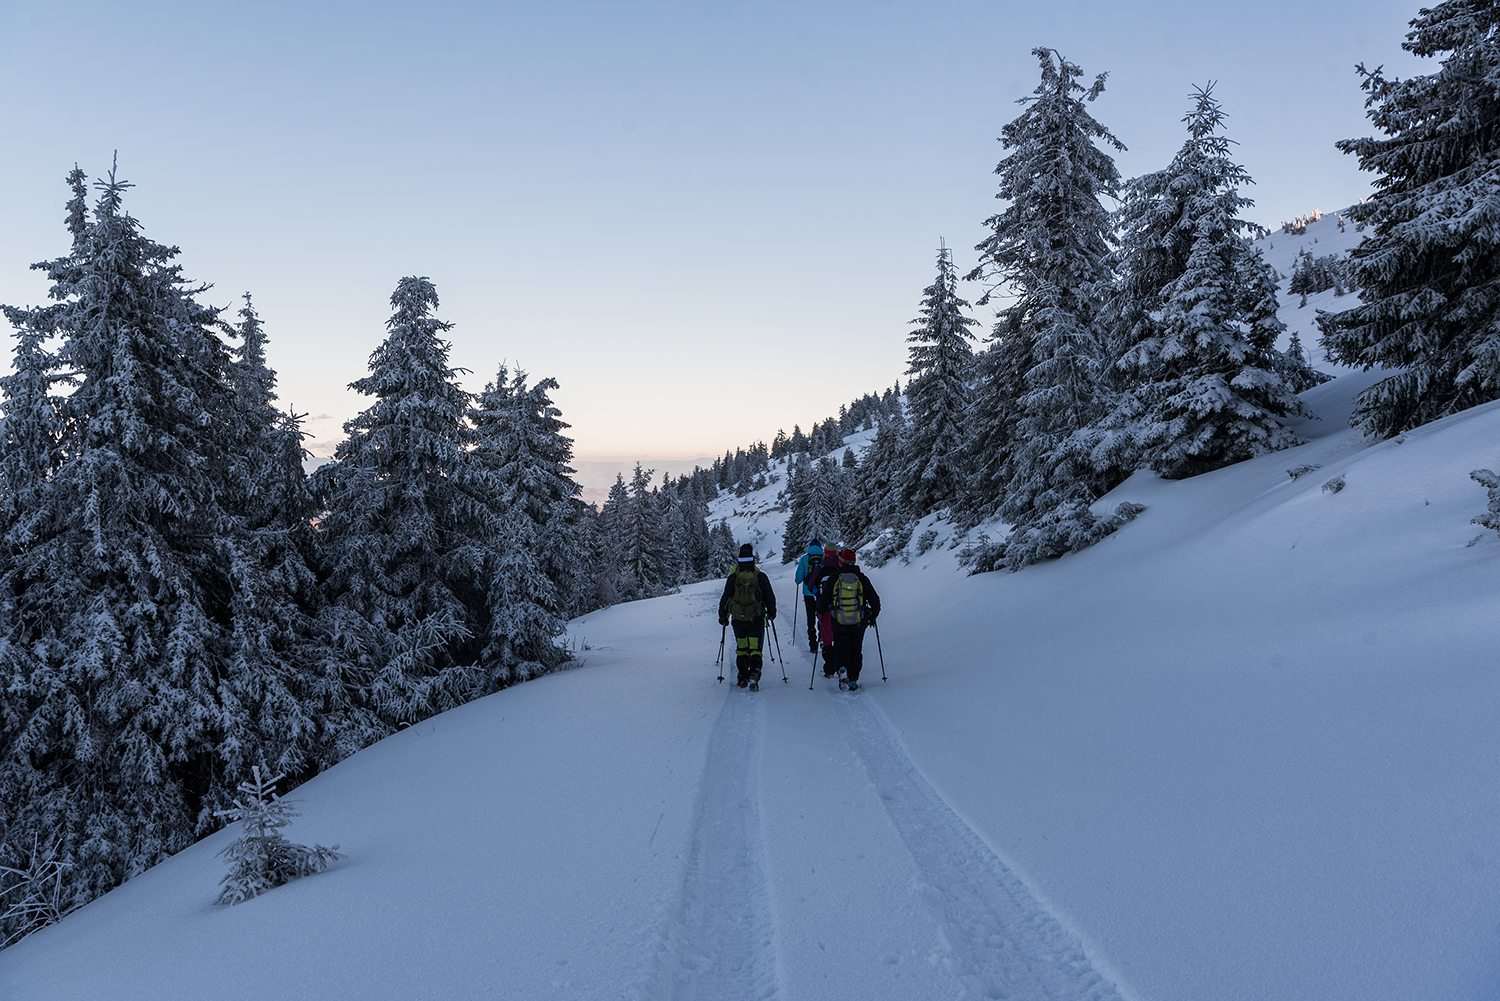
[703,424,876,565]
[5,211,1500,1001]
[1253,208,1367,360]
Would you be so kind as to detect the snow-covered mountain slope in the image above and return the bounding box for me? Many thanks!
[1253,208,1365,360]
[705,425,876,564]
[6,351,1500,1000]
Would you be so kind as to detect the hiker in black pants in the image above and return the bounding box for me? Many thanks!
[719,543,777,689]
[817,548,880,691]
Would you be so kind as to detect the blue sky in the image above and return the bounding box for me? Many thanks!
[0,0,1423,493]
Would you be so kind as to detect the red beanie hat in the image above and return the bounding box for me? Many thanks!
[839,548,856,564]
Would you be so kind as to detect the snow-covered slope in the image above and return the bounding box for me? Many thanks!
[1254,208,1366,360]
[705,424,877,564]
[6,212,1500,1001]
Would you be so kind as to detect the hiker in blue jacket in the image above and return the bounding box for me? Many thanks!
[793,538,823,652]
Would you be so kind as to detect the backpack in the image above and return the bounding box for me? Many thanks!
[832,571,864,626]
[729,568,763,622]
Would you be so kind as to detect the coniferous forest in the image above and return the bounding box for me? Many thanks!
[2,0,1498,948]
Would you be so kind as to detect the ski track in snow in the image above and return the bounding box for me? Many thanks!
[838,696,1128,1001]
[641,688,781,1001]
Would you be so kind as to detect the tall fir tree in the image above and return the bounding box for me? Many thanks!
[596,473,631,602]
[1321,0,1500,438]
[962,48,1123,537]
[805,457,846,545]
[901,243,977,516]
[780,453,812,562]
[219,295,356,774]
[0,167,274,929]
[471,364,582,670]
[845,407,908,546]
[1112,86,1309,478]
[311,277,500,729]
[620,463,671,598]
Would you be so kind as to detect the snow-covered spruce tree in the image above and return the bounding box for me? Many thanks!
[214,765,341,905]
[710,520,737,575]
[805,457,847,545]
[1471,467,1500,539]
[1081,86,1230,480]
[0,185,74,533]
[219,295,355,775]
[1114,86,1310,479]
[655,479,688,586]
[597,473,633,600]
[1278,330,1334,393]
[960,48,1125,562]
[1322,1,1500,438]
[676,478,717,581]
[779,453,812,562]
[574,505,618,611]
[311,277,499,732]
[847,410,915,565]
[620,464,671,598]
[0,168,268,929]
[900,242,977,516]
[471,365,582,671]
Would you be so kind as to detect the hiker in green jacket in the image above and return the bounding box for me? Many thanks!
[719,543,777,690]
[817,548,880,690]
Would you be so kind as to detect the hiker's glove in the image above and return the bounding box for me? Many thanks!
[719,614,728,626]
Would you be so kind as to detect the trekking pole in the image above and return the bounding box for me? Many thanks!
[717,623,726,683]
[873,619,887,682]
[809,642,819,690]
[791,588,798,645]
[769,617,787,682]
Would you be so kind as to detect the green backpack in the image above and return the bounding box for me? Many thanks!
[832,571,864,626]
[729,567,763,622]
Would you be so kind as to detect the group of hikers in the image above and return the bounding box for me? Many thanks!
[717,538,880,692]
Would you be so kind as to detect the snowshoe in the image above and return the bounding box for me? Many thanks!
[737,679,749,688]
[749,680,759,691]
[846,680,859,691]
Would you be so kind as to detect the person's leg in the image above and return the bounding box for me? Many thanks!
[803,595,818,651]
[732,622,752,686]
[749,622,765,683]
[819,611,836,675]
[843,624,866,684]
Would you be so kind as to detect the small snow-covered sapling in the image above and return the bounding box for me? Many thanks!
[0,835,79,946]
[215,766,343,905]
[1470,469,1500,540]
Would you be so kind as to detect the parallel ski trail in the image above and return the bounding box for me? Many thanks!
[839,697,1127,1001]
[642,690,780,1001]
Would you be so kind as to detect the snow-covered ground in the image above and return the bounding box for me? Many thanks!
[5,210,1499,1000]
